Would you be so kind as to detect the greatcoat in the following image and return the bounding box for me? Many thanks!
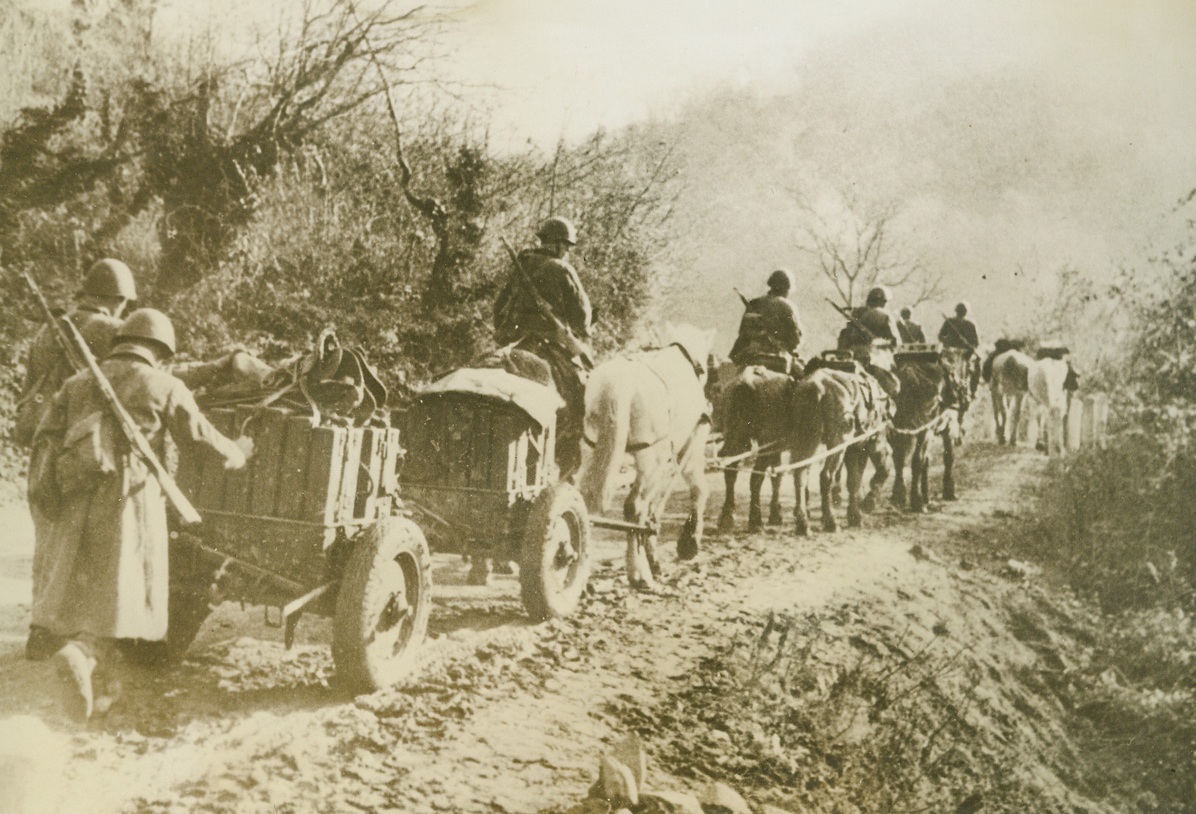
[30,344,243,641]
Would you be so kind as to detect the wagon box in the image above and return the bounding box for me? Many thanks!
[171,405,426,693]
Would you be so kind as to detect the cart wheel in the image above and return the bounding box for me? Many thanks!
[333,517,432,694]
[520,482,591,621]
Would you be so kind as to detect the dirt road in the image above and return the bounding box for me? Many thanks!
[0,440,1080,814]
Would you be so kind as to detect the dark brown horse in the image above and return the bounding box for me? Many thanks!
[889,350,960,513]
[715,365,793,532]
[790,366,891,535]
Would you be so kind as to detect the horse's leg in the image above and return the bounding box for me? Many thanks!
[918,433,931,509]
[768,452,784,526]
[623,454,659,590]
[748,465,765,533]
[992,387,1006,445]
[821,455,840,532]
[910,431,928,513]
[890,432,909,508]
[718,467,738,533]
[845,446,865,528]
[861,437,890,515]
[793,465,811,536]
[1009,394,1022,447]
[941,430,957,501]
[676,436,708,561]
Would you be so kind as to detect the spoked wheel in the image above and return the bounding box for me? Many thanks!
[333,517,432,694]
[520,482,591,621]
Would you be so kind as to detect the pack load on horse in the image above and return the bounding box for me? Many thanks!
[889,343,964,513]
[788,352,893,535]
[578,324,716,590]
[727,269,804,375]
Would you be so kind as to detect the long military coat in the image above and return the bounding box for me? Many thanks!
[30,346,242,641]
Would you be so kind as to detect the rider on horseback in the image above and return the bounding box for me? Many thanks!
[836,285,901,404]
[728,268,804,375]
[494,216,593,481]
[939,301,981,397]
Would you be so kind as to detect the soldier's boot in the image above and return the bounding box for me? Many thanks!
[25,625,64,662]
[53,642,96,723]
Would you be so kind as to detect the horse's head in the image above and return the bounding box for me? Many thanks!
[664,322,717,383]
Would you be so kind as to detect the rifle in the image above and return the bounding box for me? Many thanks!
[18,268,203,525]
[499,238,594,368]
[939,313,978,352]
[733,286,750,307]
[827,298,878,341]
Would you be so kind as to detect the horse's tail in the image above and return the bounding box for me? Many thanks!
[578,371,630,513]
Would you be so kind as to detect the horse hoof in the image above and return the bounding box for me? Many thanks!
[716,516,734,534]
[847,511,862,528]
[768,513,783,527]
[794,523,809,537]
[861,496,876,514]
[630,578,658,593]
[677,537,698,561]
[822,520,838,533]
[943,492,957,502]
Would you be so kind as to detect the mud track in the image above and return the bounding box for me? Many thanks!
[0,441,1051,813]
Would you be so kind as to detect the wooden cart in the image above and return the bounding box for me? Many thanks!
[398,368,592,620]
[170,406,429,693]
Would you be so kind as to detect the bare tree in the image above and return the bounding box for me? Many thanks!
[794,187,942,309]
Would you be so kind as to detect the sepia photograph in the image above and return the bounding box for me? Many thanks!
[1,0,1195,811]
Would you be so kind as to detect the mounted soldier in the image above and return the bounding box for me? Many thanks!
[728,268,804,375]
[16,258,137,662]
[835,285,901,401]
[897,307,926,344]
[29,309,253,721]
[494,216,593,481]
[939,302,981,396]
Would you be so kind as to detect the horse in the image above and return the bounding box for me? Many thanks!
[989,349,1032,446]
[715,365,794,533]
[889,350,960,512]
[789,365,892,535]
[578,324,717,589]
[989,348,1071,454]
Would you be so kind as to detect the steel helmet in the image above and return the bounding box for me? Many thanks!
[955,301,969,316]
[767,269,793,291]
[866,285,891,307]
[536,216,578,246]
[900,307,912,319]
[117,308,176,355]
[82,258,137,300]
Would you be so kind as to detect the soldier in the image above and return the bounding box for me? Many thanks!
[17,259,138,661]
[728,269,804,374]
[939,302,980,352]
[897,307,926,344]
[28,309,253,721]
[494,216,593,481]
[939,302,981,396]
[836,285,901,400]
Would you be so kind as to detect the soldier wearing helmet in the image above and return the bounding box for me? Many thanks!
[838,285,902,352]
[16,259,139,662]
[728,269,804,374]
[494,216,593,480]
[29,308,252,720]
[897,307,926,344]
[15,259,138,449]
[939,301,981,398]
[938,302,979,352]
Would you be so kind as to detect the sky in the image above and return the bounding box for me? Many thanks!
[14,0,1196,350]
[425,0,1196,348]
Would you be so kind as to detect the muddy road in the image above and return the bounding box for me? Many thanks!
[0,440,1079,814]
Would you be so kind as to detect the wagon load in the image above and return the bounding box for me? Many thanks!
[398,366,591,621]
[170,330,428,694]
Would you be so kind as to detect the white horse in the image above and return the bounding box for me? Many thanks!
[578,324,716,589]
[990,349,1070,455]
